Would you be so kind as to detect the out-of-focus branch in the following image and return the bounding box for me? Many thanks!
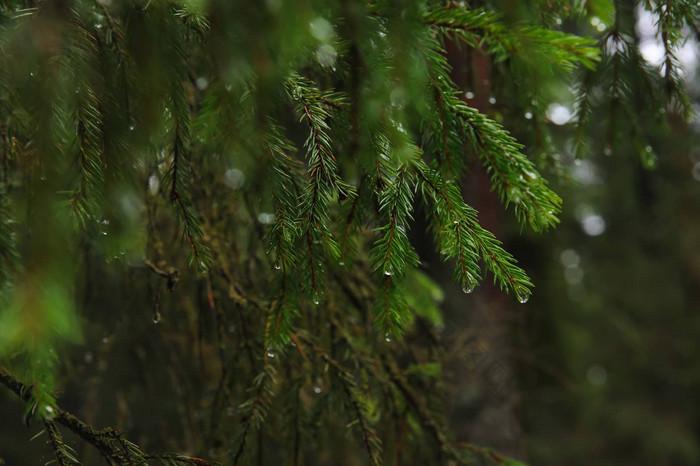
[0,366,217,466]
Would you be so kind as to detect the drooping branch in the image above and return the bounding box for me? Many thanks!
[0,366,218,466]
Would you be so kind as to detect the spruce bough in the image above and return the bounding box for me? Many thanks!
[0,0,695,464]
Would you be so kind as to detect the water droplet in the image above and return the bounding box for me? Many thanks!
[257,212,275,224]
[488,96,497,104]
[546,103,572,125]
[524,111,533,120]
[462,282,476,294]
[384,335,391,343]
[148,175,160,195]
[129,124,135,131]
[313,386,322,394]
[195,76,209,90]
[223,168,245,189]
[587,364,607,386]
[524,169,538,180]
[507,186,522,203]
[94,23,103,29]
[153,312,161,324]
[267,351,275,358]
[315,44,337,68]
[465,91,475,99]
[339,261,345,266]
[384,269,392,276]
[516,289,530,304]
[29,72,34,77]
[274,263,281,270]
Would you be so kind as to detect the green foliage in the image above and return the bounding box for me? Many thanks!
[0,0,695,465]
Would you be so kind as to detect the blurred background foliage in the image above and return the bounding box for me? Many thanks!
[0,0,698,465]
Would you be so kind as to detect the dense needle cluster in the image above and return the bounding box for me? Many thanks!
[0,0,695,464]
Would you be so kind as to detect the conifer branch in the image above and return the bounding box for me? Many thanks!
[418,164,532,301]
[380,354,459,462]
[0,186,19,287]
[166,110,210,269]
[0,366,217,465]
[44,421,79,465]
[654,0,695,119]
[287,73,351,301]
[321,352,383,466]
[262,121,301,347]
[425,4,600,71]
[420,35,561,231]
[232,364,277,465]
[296,334,383,466]
[369,134,420,334]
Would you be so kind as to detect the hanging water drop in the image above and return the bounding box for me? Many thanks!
[153,312,161,324]
[516,289,530,304]
[129,124,135,131]
[462,282,476,294]
[274,262,281,270]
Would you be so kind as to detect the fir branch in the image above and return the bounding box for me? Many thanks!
[572,68,594,159]
[297,334,383,466]
[655,0,694,119]
[262,121,301,347]
[418,163,532,302]
[166,119,211,269]
[144,454,218,465]
[286,73,351,300]
[420,35,562,231]
[0,185,19,288]
[369,133,420,334]
[0,366,217,465]
[322,352,383,466]
[44,421,79,466]
[232,363,277,465]
[425,4,600,71]
[162,13,211,270]
[380,353,461,463]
